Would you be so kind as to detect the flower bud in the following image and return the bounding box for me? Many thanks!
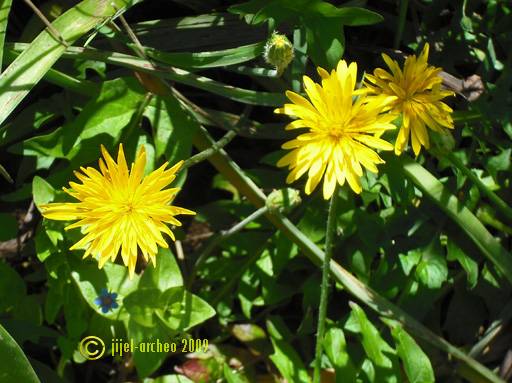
[264,32,294,76]
[266,188,301,214]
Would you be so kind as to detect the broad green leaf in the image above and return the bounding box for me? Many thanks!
[156,287,216,331]
[70,257,140,321]
[124,286,215,332]
[324,327,357,381]
[0,0,140,127]
[145,42,264,69]
[305,18,345,69]
[391,326,435,383]
[395,155,512,286]
[266,317,311,383]
[0,323,40,383]
[140,248,184,291]
[0,0,13,72]
[415,237,448,289]
[32,176,56,207]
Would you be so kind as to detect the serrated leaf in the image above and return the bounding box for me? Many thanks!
[392,326,435,383]
[324,327,357,381]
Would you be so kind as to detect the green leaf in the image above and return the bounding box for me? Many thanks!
[155,287,216,331]
[486,148,511,179]
[266,317,311,383]
[324,327,357,381]
[395,154,512,286]
[124,288,165,327]
[0,0,139,127]
[447,239,478,288]
[144,95,198,163]
[124,286,215,332]
[70,257,140,321]
[307,4,384,26]
[0,0,13,72]
[0,323,40,383]
[391,326,435,383]
[127,318,173,378]
[349,302,396,370]
[32,176,56,207]
[18,77,146,161]
[228,0,297,25]
[305,18,345,69]
[415,237,448,289]
[145,42,264,69]
[140,248,184,291]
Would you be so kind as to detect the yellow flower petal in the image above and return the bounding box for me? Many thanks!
[40,145,195,278]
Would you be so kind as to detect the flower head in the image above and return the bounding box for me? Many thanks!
[94,288,119,313]
[40,144,195,277]
[275,60,396,199]
[264,32,294,75]
[364,43,454,156]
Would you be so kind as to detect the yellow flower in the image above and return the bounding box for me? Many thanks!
[275,60,396,199]
[40,144,195,277]
[365,43,454,156]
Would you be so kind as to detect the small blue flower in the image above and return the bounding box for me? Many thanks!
[94,288,119,313]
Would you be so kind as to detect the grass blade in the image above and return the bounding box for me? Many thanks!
[8,43,285,106]
[0,0,13,73]
[144,41,265,69]
[394,154,512,286]
[0,0,138,127]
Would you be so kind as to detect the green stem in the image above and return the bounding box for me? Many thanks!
[313,185,339,383]
[181,129,237,171]
[439,149,512,223]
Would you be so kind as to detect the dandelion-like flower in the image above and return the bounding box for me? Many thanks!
[94,288,119,313]
[40,144,195,277]
[364,43,454,156]
[275,60,396,199]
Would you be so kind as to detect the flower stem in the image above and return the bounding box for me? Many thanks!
[313,185,339,383]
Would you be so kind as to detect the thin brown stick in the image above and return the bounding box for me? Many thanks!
[22,0,69,47]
